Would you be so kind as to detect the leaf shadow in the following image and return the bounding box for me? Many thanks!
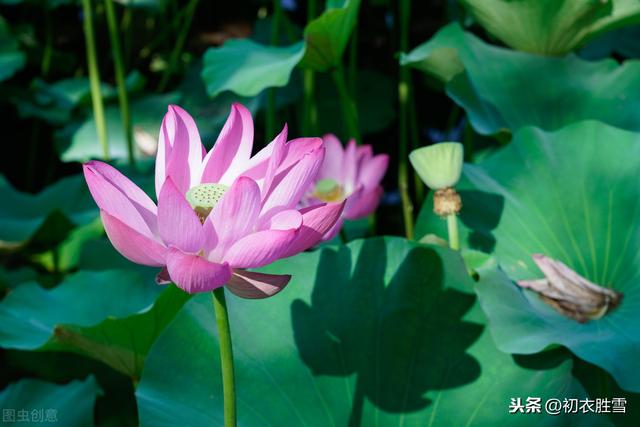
[291,239,482,425]
[458,190,505,253]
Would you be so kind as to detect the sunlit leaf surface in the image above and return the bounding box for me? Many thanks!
[415,121,640,392]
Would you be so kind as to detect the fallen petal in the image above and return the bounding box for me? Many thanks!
[517,254,623,323]
[155,267,171,285]
[226,270,291,299]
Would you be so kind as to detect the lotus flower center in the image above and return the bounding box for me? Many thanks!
[314,179,344,202]
[186,183,229,222]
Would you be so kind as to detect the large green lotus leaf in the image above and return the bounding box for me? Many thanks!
[415,121,640,391]
[400,23,640,135]
[459,0,640,55]
[0,16,25,82]
[0,174,97,249]
[137,237,600,426]
[0,376,102,426]
[299,0,361,72]
[0,269,190,379]
[202,39,305,98]
[61,93,180,163]
[201,0,360,97]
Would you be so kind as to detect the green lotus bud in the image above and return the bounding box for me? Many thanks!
[409,142,463,190]
[186,183,229,222]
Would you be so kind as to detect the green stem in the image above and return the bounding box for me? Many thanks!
[120,7,133,70]
[266,0,283,140]
[398,158,414,240]
[302,69,317,135]
[331,66,360,143]
[158,0,199,92]
[41,4,53,77]
[447,214,459,251]
[302,0,317,135]
[212,288,236,427]
[348,22,358,97]
[105,0,134,166]
[81,0,109,160]
[398,0,414,239]
[408,76,424,207]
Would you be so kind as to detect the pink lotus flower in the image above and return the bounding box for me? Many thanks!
[83,104,344,296]
[302,135,388,240]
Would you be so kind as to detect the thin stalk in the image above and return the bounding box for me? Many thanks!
[398,0,414,239]
[447,214,459,250]
[158,0,199,92]
[266,0,283,140]
[41,4,53,77]
[348,22,358,97]
[302,69,317,135]
[105,0,134,166]
[302,0,317,135]
[212,288,236,427]
[331,66,360,143]
[408,79,424,206]
[120,7,133,70]
[81,0,109,160]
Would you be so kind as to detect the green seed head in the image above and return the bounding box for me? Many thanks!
[409,142,463,190]
[314,179,344,202]
[186,183,229,220]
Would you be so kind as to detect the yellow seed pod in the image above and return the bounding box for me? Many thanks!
[409,142,463,190]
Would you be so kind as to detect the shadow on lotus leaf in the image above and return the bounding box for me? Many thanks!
[291,239,482,426]
[458,190,504,253]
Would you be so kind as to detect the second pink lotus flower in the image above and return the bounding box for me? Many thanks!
[302,135,389,240]
[84,104,344,296]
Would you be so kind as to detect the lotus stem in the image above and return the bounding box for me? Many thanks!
[41,4,53,77]
[409,81,424,206]
[398,0,414,239]
[266,0,283,140]
[348,22,358,97]
[104,0,134,166]
[121,7,133,69]
[447,214,459,251]
[158,0,199,91]
[81,0,109,160]
[331,65,360,143]
[302,69,317,135]
[212,287,236,427]
[302,0,317,135]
